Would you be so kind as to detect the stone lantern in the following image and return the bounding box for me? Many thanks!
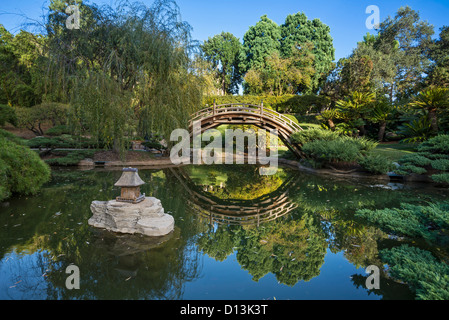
[115,167,145,203]
[89,167,174,237]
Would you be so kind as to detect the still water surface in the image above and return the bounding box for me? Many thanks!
[0,165,447,300]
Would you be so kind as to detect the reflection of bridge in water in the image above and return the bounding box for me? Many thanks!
[167,167,301,226]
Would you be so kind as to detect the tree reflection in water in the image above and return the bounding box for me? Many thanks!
[1,165,446,299]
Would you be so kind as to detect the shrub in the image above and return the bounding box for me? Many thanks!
[417,134,449,154]
[397,154,432,167]
[45,124,71,136]
[380,245,449,300]
[0,104,17,126]
[299,131,378,169]
[395,164,427,175]
[301,138,361,164]
[431,173,449,184]
[45,150,96,166]
[291,128,340,145]
[358,153,395,174]
[0,129,26,146]
[355,202,449,242]
[431,159,449,171]
[340,136,378,153]
[27,136,72,149]
[283,114,300,124]
[395,135,449,184]
[0,132,51,202]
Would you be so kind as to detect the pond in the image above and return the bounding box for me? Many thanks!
[0,164,447,300]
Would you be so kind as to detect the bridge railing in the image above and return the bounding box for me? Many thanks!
[189,103,303,133]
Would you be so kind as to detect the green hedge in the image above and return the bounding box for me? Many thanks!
[203,94,328,114]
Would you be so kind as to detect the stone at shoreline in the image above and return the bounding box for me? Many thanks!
[78,158,95,167]
[88,197,174,237]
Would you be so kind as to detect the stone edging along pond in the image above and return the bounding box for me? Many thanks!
[77,156,437,185]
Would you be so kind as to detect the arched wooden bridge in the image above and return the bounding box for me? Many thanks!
[189,102,304,158]
[167,167,301,226]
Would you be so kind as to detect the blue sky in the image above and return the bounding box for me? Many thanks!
[1,0,448,61]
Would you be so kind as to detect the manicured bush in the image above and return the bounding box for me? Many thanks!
[45,124,71,136]
[431,159,449,171]
[417,134,449,154]
[0,130,51,202]
[299,130,378,168]
[395,135,449,184]
[44,150,96,166]
[395,164,428,175]
[340,136,378,153]
[291,128,340,145]
[431,173,449,184]
[27,137,73,149]
[301,138,362,164]
[358,153,395,174]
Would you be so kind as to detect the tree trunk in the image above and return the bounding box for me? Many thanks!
[378,121,387,142]
[428,109,439,134]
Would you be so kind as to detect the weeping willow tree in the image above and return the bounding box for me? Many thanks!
[41,0,204,155]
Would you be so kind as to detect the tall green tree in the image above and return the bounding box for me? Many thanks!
[427,26,449,88]
[280,12,335,93]
[241,15,281,73]
[200,32,243,95]
[0,26,42,107]
[374,6,434,100]
[243,42,315,96]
